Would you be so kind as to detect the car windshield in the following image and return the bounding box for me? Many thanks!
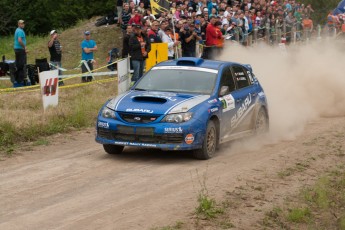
[134,67,218,94]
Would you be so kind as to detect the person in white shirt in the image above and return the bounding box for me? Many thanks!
[161,27,180,59]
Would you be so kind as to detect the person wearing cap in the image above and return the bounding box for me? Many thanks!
[13,19,27,87]
[81,31,97,83]
[48,30,64,86]
[129,24,151,84]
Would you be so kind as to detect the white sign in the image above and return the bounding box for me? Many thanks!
[39,69,59,111]
[117,58,130,94]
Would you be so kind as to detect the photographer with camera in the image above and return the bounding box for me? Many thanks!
[179,23,202,57]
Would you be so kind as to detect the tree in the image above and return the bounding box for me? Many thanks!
[300,0,340,25]
[0,0,115,35]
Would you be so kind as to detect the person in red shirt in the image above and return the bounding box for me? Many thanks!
[203,16,223,59]
[128,10,142,26]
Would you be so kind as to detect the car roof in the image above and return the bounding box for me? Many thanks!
[155,57,241,70]
[154,57,254,73]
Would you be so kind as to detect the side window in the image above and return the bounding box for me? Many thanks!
[232,65,250,89]
[219,67,236,94]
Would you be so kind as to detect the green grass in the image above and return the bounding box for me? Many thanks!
[33,138,50,146]
[0,18,122,154]
[196,193,224,219]
[262,166,345,229]
[287,207,311,223]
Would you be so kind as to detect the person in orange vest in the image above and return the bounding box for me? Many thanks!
[302,15,313,39]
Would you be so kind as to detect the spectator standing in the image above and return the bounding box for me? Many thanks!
[81,31,97,83]
[148,20,162,43]
[122,24,133,71]
[129,25,151,84]
[161,27,179,59]
[137,2,146,14]
[158,20,169,39]
[179,24,201,57]
[120,3,131,34]
[48,30,64,86]
[13,19,27,87]
[302,15,313,40]
[129,9,143,25]
[116,0,123,26]
[285,11,294,42]
[122,24,133,58]
[204,16,223,59]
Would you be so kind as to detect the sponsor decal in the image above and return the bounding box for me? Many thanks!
[231,94,252,127]
[98,121,109,129]
[114,141,157,147]
[236,76,247,81]
[185,134,195,145]
[164,127,183,133]
[118,73,129,84]
[219,94,235,112]
[208,99,218,104]
[208,107,219,113]
[235,72,245,76]
[126,108,154,113]
[134,117,141,121]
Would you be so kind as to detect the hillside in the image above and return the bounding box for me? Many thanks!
[3,17,123,72]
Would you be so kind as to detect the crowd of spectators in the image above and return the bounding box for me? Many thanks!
[118,0,317,81]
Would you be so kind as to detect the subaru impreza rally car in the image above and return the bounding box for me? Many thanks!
[96,57,269,160]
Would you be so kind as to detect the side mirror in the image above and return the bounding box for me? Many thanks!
[219,86,229,96]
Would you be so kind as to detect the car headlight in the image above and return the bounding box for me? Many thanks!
[163,112,193,123]
[101,106,116,119]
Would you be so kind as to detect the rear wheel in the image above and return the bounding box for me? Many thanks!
[255,108,269,134]
[103,144,124,154]
[193,120,217,160]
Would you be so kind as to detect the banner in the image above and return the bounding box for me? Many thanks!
[146,43,168,71]
[117,58,130,94]
[150,0,170,15]
[39,69,59,111]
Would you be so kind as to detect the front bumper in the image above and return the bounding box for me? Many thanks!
[95,118,205,151]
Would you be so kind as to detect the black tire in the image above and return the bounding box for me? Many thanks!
[255,108,269,134]
[103,144,124,154]
[193,120,217,160]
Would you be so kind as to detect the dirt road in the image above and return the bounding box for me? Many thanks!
[1,115,344,230]
[1,43,345,229]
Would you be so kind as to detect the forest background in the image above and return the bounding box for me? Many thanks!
[0,0,341,36]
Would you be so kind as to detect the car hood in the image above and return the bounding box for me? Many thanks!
[111,90,210,114]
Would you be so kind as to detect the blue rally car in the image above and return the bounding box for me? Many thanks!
[96,57,269,160]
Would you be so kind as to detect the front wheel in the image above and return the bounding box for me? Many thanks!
[103,144,124,154]
[255,108,269,135]
[193,120,217,160]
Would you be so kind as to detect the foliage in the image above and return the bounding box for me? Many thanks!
[0,0,115,35]
[300,0,340,25]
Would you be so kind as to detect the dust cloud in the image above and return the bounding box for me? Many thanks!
[219,40,345,147]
